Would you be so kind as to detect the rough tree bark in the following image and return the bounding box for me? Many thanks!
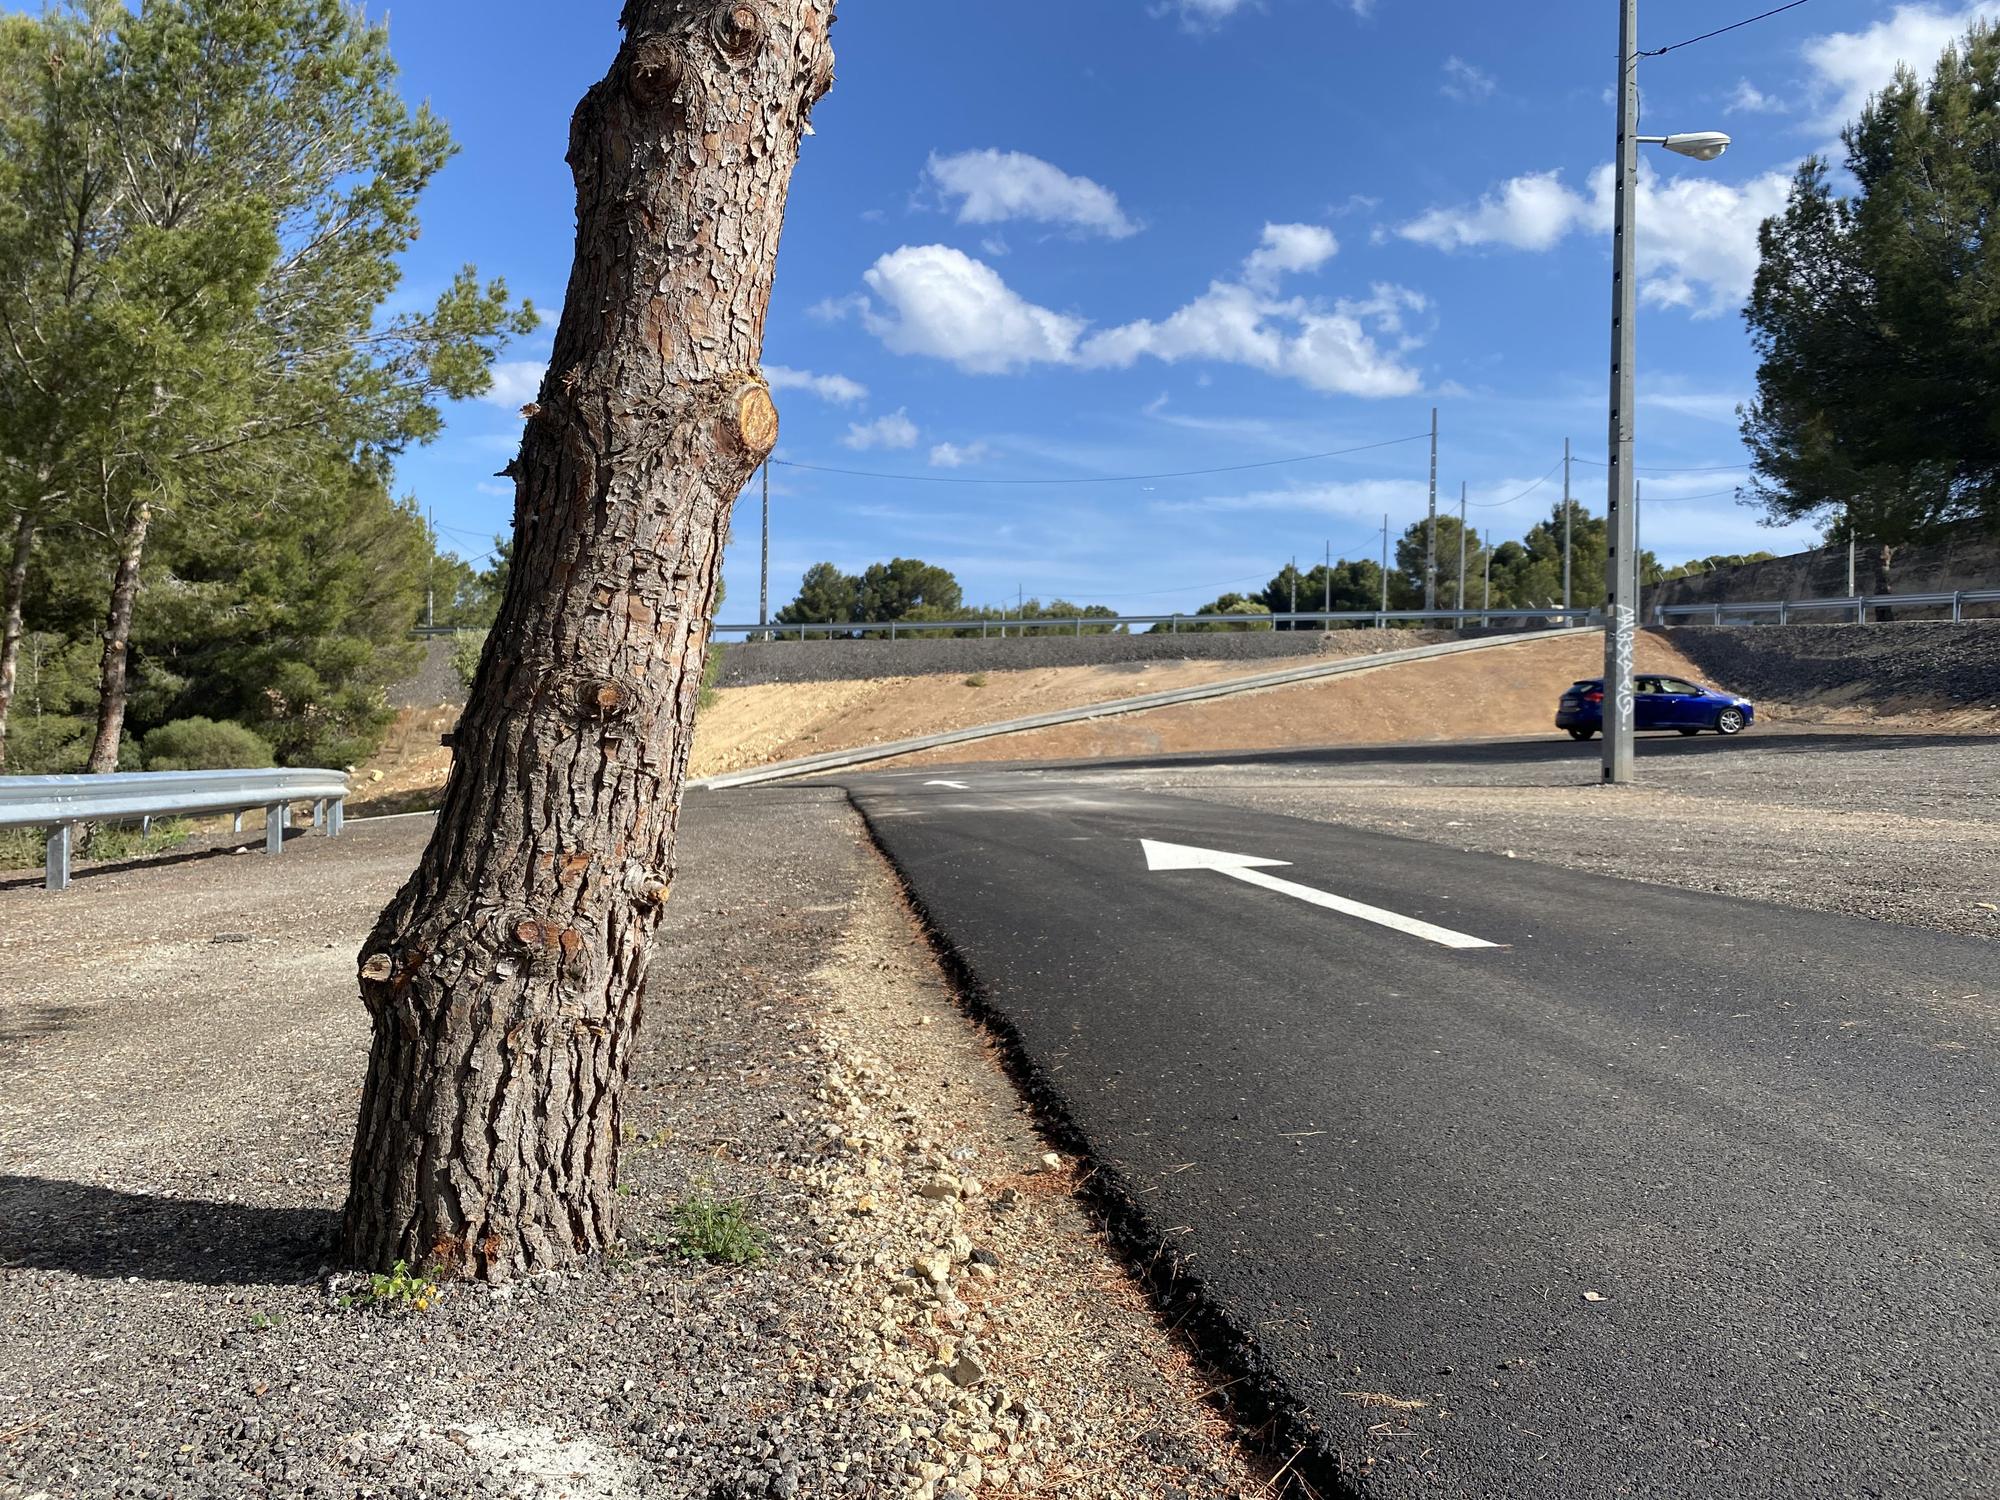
[85,501,152,775]
[341,0,836,1280]
[0,509,36,771]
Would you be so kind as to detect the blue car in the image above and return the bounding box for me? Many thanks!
[1557,674,1754,740]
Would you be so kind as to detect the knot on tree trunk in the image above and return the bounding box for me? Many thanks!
[624,34,684,106]
[728,377,778,460]
[709,3,767,61]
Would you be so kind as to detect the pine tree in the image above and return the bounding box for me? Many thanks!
[1741,21,2000,586]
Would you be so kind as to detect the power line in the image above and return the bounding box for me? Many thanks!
[1639,0,1813,59]
[770,431,1432,487]
[1635,486,1743,502]
[1572,457,1748,473]
[1467,456,1564,508]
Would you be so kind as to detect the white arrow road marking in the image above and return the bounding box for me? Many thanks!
[924,780,970,790]
[1140,839,1500,950]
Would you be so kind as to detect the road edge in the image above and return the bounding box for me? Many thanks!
[845,790,1361,1500]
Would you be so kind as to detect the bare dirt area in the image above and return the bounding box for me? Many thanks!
[875,631,1716,771]
[0,797,1268,1500]
[1126,732,2000,943]
[687,656,1320,780]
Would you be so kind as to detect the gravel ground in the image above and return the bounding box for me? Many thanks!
[1123,730,2000,939]
[1668,621,2000,714]
[388,637,465,711]
[0,798,1267,1500]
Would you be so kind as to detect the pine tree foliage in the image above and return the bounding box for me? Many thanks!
[1741,22,2000,547]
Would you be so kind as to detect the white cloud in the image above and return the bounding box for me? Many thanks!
[1163,0,1256,27]
[852,230,1422,398]
[1646,388,1749,424]
[1803,3,2000,133]
[481,361,546,409]
[1241,223,1339,291]
[1397,163,1793,317]
[1153,477,1427,518]
[1726,79,1788,115]
[1079,263,1425,399]
[1625,165,1794,316]
[1398,170,1587,253]
[924,149,1139,239]
[841,409,920,451]
[1163,0,1372,27]
[857,244,1085,375]
[765,365,868,405]
[929,441,990,469]
[1441,56,1497,103]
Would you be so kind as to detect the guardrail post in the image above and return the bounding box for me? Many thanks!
[1777,601,1788,625]
[266,803,287,856]
[45,822,72,892]
[1953,591,1964,622]
[329,798,345,838]
[1855,597,1867,624]
[1075,617,1083,637]
[1170,614,1179,634]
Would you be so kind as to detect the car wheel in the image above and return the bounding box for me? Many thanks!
[1566,727,1594,741]
[1715,707,1746,735]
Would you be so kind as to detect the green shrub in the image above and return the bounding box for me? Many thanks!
[448,630,487,692]
[2,713,95,774]
[697,643,726,712]
[140,717,275,772]
[668,1190,767,1266]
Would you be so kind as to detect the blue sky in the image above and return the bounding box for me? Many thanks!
[149,3,2000,616]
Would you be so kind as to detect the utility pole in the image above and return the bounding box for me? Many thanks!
[1483,530,1492,625]
[1380,513,1390,615]
[426,505,435,630]
[1289,555,1297,628]
[1425,406,1439,612]
[1602,0,1641,786]
[1457,482,1468,614]
[1847,504,1857,597]
[758,461,770,640]
[1563,437,1573,611]
[1323,539,1331,619]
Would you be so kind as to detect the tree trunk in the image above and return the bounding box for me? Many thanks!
[341,0,834,1281]
[1870,542,1896,622]
[0,510,36,772]
[85,501,152,775]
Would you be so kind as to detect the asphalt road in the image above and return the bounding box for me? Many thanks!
[827,762,1997,1499]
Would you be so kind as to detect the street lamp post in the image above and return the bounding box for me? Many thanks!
[1603,0,1729,785]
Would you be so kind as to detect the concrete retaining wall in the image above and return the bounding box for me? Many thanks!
[1647,526,2000,615]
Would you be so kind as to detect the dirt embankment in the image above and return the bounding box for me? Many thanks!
[355,624,1998,810]
[872,630,1712,770]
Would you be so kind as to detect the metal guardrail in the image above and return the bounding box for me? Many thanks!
[1653,589,2000,625]
[0,768,351,892]
[712,607,1598,640]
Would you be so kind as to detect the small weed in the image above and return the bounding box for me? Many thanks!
[668,1191,768,1266]
[342,1259,440,1314]
[247,1310,281,1332]
[963,673,988,688]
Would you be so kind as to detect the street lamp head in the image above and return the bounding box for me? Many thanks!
[1660,131,1731,162]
